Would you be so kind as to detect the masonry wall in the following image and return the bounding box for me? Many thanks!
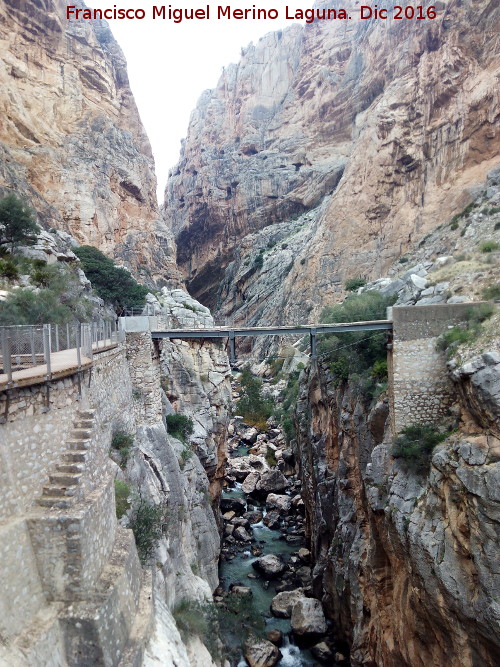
[390,303,483,433]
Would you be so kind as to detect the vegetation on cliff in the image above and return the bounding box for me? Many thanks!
[74,245,149,313]
[318,291,395,392]
[0,194,39,250]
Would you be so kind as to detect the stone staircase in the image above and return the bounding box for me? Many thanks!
[38,409,94,509]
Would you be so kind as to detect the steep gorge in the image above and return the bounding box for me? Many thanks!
[165,0,500,322]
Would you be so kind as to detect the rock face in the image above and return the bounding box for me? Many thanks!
[0,0,179,284]
[293,350,500,666]
[252,554,287,579]
[164,0,499,321]
[156,289,232,499]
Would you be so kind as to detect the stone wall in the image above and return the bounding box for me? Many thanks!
[390,304,484,432]
[125,332,163,426]
[0,375,84,522]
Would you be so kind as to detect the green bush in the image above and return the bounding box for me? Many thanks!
[74,245,148,312]
[371,359,388,381]
[237,366,273,429]
[479,241,500,253]
[114,480,131,519]
[495,222,500,231]
[392,424,447,473]
[398,256,409,263]
[482,284,500,300]
[0,287,77,325]
[166,414,194,443]
[253,253,264,269]
[318,291,395,390]
[344,276,366,291]
[265,446,277,466]
[0,257,19,279]
[129,500,166,563]
[111,431,134,466]
[0,194,39,249]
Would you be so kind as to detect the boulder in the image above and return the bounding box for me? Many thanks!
[311,641,334,662]
[230,585,252,596]
[271,588,305,618]
[220,497,246,514]
[297,548,311,563]
[252,554,286,579]
[266,493,292,513]
[256,469,289,494]
[244,510,264,524]
[242,471,260,494]
[234,526,252,542]
[291,598,327,639]
[263,511,281,530]
[241,427,259,444]
[244,638,281,667]
[266,629,283,646]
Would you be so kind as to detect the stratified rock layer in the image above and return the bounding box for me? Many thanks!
[0,0,179,284]
[164,0,499,319]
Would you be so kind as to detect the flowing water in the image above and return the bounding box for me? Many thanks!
[219,483,318,666]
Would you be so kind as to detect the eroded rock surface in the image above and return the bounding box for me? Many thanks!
[0,0,179,284]
[164,0,499,321]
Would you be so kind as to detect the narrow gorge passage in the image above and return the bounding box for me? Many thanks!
[216,373,345,667]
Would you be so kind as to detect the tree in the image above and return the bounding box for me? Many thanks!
[74,244,148,313]
[0,194,39,249]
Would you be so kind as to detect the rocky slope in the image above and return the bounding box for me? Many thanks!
[0,0,178,285]
[164,0,499,319]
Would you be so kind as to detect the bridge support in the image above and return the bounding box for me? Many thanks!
[310,329,317,359]
[228,331,236,365]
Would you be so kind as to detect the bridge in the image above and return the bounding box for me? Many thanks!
[148,320,393,364]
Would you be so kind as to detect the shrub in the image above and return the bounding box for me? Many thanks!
[114,480,131,519]
[0,194,39,250]
[0,257,19,280]
[129,500,166,563]
[371,359,388,381]
[166,414,194,443]
[392,424,447,473]
[0,287,75,325]
[450,220,459,230]
[398,256,409,263]
[265,446,277,466]
[344,276,366,291]
[74,245,148,312]
[495,222,500,231]
[237,366,273,428]
[482,284,500,300]
[479,241,500,253]
[318,291,395,390]
[111,431,134,466]
[466,302,495,324]
[253,254,264,269]
[179,442,193,469]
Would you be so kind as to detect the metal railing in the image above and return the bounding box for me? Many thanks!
[0,320,124,386]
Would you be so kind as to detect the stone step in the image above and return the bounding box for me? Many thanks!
[38,495,73,509]
[42,485,78,498]
[74,419,93,429]
[77,409,95,419]
[63,451,88,463]
[67,439,90,451]
[56,463,84,474]
[48,473,82,486]
[70,429,91,440]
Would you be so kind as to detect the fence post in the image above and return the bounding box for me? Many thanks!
[43,324,52,380]
[66,323,70,350]
[1,329,13,386]
[55,324,60,352]
[30,327,36,365]
[76,323,82,370]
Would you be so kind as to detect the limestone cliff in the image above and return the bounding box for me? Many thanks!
[0,0,179,285]
[164,0,499,319]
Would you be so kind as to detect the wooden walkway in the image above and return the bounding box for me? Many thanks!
[0,341,117,391]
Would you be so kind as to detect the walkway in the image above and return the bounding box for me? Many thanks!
[0,340,117,391]
[150,319,393,364]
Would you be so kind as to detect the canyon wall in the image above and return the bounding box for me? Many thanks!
[292,341,500,665]
[0,0,179,285]
[164,0,499,321]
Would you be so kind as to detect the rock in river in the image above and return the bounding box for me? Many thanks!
[271,588,305,618]
[252,554,287,579]
[291,598,327,639]
[244,638,281,667]
[220,497,246,514]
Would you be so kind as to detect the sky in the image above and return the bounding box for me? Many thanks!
[86,1,314,201]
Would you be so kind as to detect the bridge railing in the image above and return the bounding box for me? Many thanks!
[0,320,124,386]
